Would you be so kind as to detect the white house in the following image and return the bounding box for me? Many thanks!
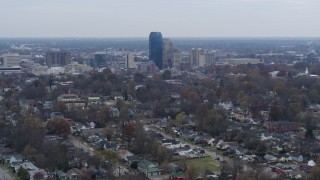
[111,164,129,177]
[9,154,25,164]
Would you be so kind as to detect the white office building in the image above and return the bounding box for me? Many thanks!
[2,53,21,67]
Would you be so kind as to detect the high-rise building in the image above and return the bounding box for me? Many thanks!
[2,53,21,67]
[190,48,206,67]
[167,49,181,69]
[46,50,71,67]
[149,32,163,70]
[91,52,107,68]
[124,53,136,69]
[206,51,216,65]
[162,38,173,69]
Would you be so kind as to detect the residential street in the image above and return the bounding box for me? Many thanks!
[68,135,95,156]
[0,166,14,180]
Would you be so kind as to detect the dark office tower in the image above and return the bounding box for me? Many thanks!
[149,32,163,70]
[92,52,107,68]
[46,50,71,67]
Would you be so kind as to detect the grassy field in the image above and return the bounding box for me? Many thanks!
[186,156,220,172]
[177,137,193,144]
[204,146,224,155]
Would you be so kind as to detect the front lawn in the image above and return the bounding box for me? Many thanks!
[186,156,220,172]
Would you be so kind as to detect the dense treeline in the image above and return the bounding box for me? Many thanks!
[2,62,320,174]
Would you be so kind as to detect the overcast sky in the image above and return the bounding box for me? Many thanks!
[0,0,319,37]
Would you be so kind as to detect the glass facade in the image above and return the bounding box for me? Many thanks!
[149,32,163,70]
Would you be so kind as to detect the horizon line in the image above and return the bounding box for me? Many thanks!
[0,36,320,39]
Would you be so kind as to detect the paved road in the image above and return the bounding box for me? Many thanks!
[0,166,14,180]
[68,135,95,156]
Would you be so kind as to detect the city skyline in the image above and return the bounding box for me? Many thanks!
[0,0,319,38]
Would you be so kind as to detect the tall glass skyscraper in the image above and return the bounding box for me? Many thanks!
[149,32,163,70]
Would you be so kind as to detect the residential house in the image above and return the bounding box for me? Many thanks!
[207,138,216,147]
[57,94,86,109]
[81,128,104,138]
[260,133,273,141]
[111,164,129,177]
[264,154,277,163]
[193,148,206,156]
[104,141,118,151]
[194,135,210,145]
[227,125,243,132]
[43,100,54,109]
[161,139,180,147]
[114,96,124,101]
[166,143,185,150]
[219,102,233,111]
[12,161,47,180]
[169,146,185,157]
[230,113,250,123]
[154,119,169,129]
[279,154,290,162]
[308,160,316,167]
[272,145,284,152]
[87,96,101,105]
[87,135,100,143]
[178,149,199,158]
[137,160,161,177]
[67,168,84,180]
[289,154,304,163]
[215,140,224,149]
[9,154,25,164]
[217,143,230,151]
[180,129,196,140]
[204,171,219,179]
[169,171,185,180]
[266,121,298,132]
[125,155,141,165]
[56,170,68,180]
[58,94,78,102]
[274,163,291,170]
[229,146,248,156]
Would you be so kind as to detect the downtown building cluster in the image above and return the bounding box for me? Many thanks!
[0,32,266,76]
